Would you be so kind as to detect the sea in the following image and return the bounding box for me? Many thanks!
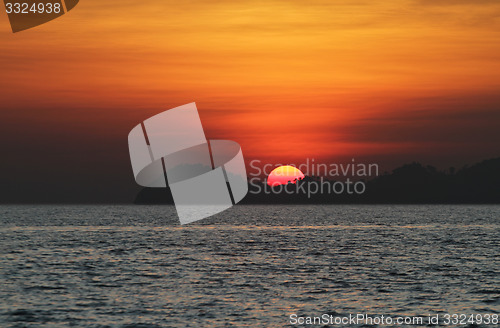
[0,205,498,327]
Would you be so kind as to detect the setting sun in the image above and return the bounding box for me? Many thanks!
[267,165,305,187]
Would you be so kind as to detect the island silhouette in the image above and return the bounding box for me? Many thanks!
[134,157,500,204]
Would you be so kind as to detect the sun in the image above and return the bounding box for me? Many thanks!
[267,165,305,187]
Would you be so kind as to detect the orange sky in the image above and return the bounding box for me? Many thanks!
[1,0,500,197]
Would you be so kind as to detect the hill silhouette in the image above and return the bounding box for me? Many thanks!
[134,157,500,204]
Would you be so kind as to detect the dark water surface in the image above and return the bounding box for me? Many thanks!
[0,205,499,327]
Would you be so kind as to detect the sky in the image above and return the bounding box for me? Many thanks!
[1,0,499,202]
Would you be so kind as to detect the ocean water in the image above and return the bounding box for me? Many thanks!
[0,205,498,327]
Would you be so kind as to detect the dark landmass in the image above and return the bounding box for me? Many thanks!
[135,157,500,204]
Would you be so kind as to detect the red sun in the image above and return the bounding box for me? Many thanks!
[267,165,305,187]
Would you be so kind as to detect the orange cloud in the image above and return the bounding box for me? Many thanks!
[1,0,499,169]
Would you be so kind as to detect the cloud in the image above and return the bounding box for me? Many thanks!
[335,93,500,146]
[417,0,500,5]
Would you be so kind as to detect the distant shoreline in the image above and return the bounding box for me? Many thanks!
[135,157,500,205]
